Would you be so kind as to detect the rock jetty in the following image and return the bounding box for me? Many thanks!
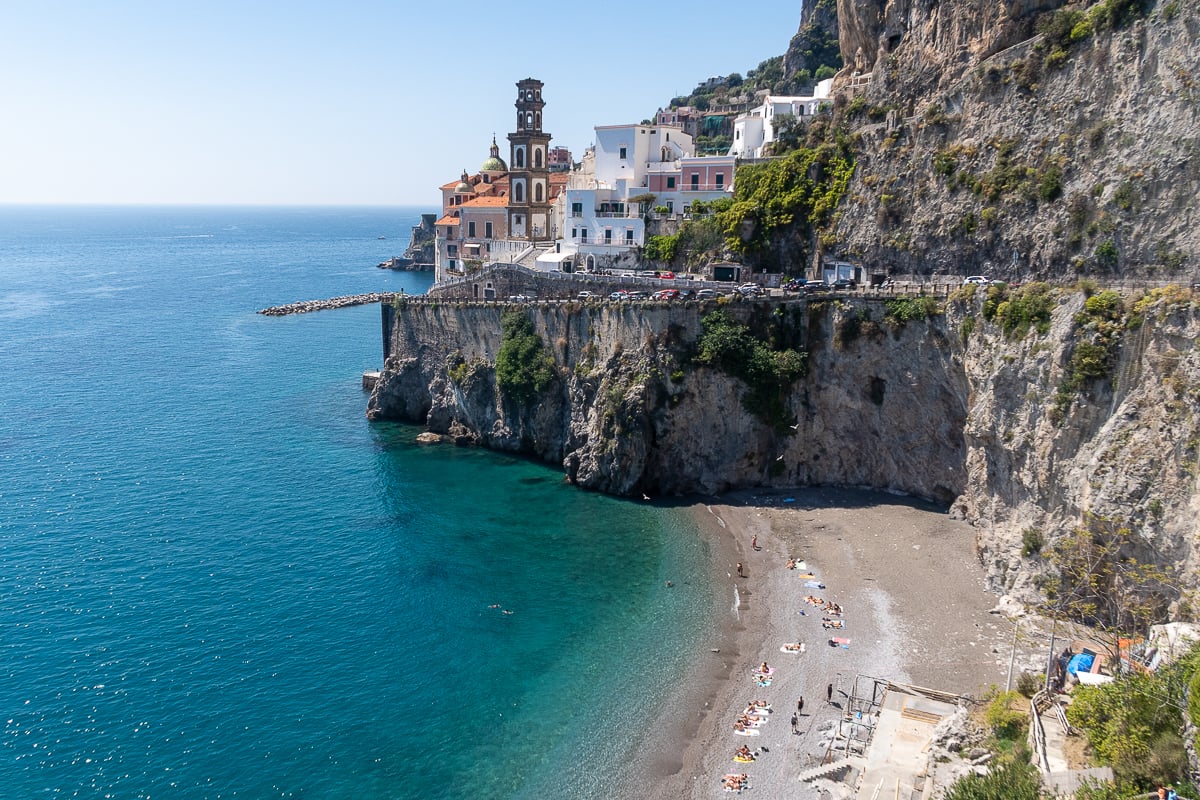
[258,293,389,316]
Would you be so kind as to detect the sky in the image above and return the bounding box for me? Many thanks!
[0,1,804,209]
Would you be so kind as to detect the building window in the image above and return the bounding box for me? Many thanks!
[534,148,542,168]
[625,229,633,243]
[691,174,699,190]
[468,221,476,237]
[515,147,525,168]
[619,146,627,159]
[604,229,612,243]
[514,182,524,202]
[535,182,543,203]
[448,245,457,255]
[526,112,533,128]
[571,202,582,217]
[580,230,588,243]
[666,176,675,189]
[485,221,493,238]
[571,228,577,239]
[449,259,456,269]
[716,173,724,188]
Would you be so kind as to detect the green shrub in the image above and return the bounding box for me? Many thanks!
[960,315,977,343]
[495,310,556,404]
[644,233,679,263]
[985,690,1026,739]
[1021,528,1044,557]
[943,758,1041,800]
[1095,239,1119,267]
[994,282,1055,339]
[1083,290,1124,320]
[1039,165,1064,201]
[884,296,940,324]
[716,143,855,257]
[1016,671,1041,698]
[695,310,806,428]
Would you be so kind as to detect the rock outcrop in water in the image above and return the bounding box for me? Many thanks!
[367,288,1200,607]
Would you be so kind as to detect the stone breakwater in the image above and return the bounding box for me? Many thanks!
[258,293,390,316]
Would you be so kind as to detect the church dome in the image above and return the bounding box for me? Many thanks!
[454,169,473,195]
[481,155,508,173]
[480,135,508,173]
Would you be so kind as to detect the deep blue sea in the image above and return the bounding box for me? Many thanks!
[0,206,715,798]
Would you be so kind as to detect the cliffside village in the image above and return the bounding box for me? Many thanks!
[429,77,832,284]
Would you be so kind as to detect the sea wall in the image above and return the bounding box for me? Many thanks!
[367,289,1200,603]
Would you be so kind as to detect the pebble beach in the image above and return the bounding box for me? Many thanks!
[621,487,1014,799]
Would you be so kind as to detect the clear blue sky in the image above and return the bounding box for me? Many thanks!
[0,1,804,209]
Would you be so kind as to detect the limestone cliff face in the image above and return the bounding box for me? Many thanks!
[368,289,1200,604]
[825,0,1199,280]
[950,289,1200,609]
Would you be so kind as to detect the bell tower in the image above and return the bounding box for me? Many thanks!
[506,78,552,242]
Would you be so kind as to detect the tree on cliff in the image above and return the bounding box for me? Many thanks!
[495,310,556,404]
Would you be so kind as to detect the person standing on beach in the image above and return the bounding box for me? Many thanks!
[797,697,804,715]
[790,712,798,733]
[750,535,758,550]
[826,682,834,703]
[736,562,744,577]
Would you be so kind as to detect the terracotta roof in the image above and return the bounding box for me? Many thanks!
[461,196,508,207]
[549,172,569,185]
[435,215,460,226]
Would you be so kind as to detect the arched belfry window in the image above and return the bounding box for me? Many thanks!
[517,111,523,129]
[535,111,541,129]
[661,146,669,161]
[534,149,542,168]
[514,182,524,202]
[526,112,533,128]
[515,147,525,168]
[535,182,543,203]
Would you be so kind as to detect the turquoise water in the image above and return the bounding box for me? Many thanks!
[0,207,714,798]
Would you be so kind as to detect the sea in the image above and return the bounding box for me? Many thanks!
[0,206,718,799]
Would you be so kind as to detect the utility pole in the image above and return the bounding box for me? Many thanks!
[1005,617,1019,693]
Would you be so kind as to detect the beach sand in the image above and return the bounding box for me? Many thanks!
[625,487,1013,800]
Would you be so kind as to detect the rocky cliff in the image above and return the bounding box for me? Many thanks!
[824,0,1199,280]
[367,287,1200,609]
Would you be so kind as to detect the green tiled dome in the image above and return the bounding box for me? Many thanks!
[481,155,508,172]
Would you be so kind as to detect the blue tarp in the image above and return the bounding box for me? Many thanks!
[1067,653,1095,675]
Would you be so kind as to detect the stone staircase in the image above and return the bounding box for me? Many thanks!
[796,756,867,783]
[515,244,554,268]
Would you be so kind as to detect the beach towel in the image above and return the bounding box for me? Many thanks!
[804,580,826,589]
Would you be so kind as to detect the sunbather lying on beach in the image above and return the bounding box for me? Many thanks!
[721,773,749,792]
[822,618,845,629]
[804,595,825,606]
[781,641,805,652]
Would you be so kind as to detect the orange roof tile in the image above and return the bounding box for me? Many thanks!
[461,196,509,207]
[435,215,460,226]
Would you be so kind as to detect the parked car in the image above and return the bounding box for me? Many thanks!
[609,290,630,301]
[695,288,720,299]
[803,282,831,294]
[652,289,680,300]
[783,279,806,291]
[658,271,676,280]
[831,278,857,290]
[737,283,763,296]
[577,291,596,299]
[963,275,990,285]
[629,290,650,300]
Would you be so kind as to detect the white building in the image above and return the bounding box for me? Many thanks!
[555,123,735,268]
[729,78,834,159]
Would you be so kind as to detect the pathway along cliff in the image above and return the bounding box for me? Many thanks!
[367,285,1200,613]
